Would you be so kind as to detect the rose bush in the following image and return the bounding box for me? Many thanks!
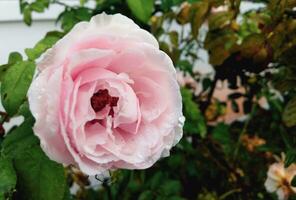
[2,0,296,199]
[27,13,184,175]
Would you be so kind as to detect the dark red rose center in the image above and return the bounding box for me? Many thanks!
[90,89,119,117]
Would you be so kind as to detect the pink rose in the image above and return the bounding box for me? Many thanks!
[28,13,184,175]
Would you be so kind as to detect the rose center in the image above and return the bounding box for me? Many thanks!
[90,89,119,117]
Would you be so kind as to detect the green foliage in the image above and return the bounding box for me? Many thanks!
[0,52,22,82]
[25,31,64,60]
[0,156,16,199]
[126,0,154,23]
[7,52,23,65]
[283,97,296,127]
[208,11,234,30]
[291,175,296,187]
[181,88,207,137]
[161,0,183,11]
[57,7,93,32]
[190,1,209,37]
[1,61,35,116]
[2,118,38,158]
[13,146,67,200]
[205,29,238,66]
[1,114,67,200]
[212,123,233,155]
[20,0,50,25]
[285,149,296,167]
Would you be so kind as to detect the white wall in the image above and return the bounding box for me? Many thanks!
[0,0,62,63]
[0,20,58,63]
[0,0,97,64]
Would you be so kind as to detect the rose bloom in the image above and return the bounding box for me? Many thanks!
[28,13,184,175]
[265,157,296,200]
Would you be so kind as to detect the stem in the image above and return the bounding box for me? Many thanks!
[279,125,292,149]
[52,0,69,7]
[0,112,8,124]
[230,0,241,18]
[233,103,257,161]
[202,74,218,113]
[219,188,242,200]
[103,181,113,200]
[200,142,229,172]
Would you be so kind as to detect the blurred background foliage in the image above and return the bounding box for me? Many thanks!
[2,0,296,199]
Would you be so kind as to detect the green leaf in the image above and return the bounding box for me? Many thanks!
[167,154,183,169]
[25,31,64,60]
[2,116,67,200]
[17,101,34,119]
[240,33,265,58]
[161,0,183,11]
[20,1,28,13]
[285,149,296,167]
[0,156,16,198]
[8,52,22,65]
[169,31,179,47]
[127,0,154,23]
[292,175,296,187]
[159,180,181,196]
[169,197,186,200]
[80,0,87,5]
[190,1,209,37]
[14,146,67,200]
[212,123,230,144]
[75,7,92,21]
[1,61,35,116]
[204,30,238,66]
[58,9,76,32]
[274,78,296,93]
[0,52,23,82]
[23,6,32,25]
[149,172,163,190]
[2,118,37,158]
[283,97,296,127]
[208,11,234,30]
[30,2,46,13]
[2,118,69,200]
[139,190,153,200]
[62,187,72,200]
[176,2,191,25]
[58,8,92,32]
[181,88,207,137]
[176,60,193,75]
[212,123,233,155]
[187,0,202,3]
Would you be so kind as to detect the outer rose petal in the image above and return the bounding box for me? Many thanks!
[28,13,185,175]
[38,13,158,71]
[28,67,74,165]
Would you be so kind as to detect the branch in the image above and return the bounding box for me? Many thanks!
[52,0,69,7]
[202,73,218,113]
